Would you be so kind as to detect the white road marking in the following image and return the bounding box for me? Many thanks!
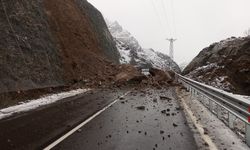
[43,91,131,150]
[179,94,218,150]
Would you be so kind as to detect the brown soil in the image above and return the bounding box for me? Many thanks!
[44,0,118,84]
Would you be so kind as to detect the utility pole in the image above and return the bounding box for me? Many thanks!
[166,38,177,60]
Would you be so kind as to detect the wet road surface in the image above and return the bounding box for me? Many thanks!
[0,88,128,150]
[54,87,197,150]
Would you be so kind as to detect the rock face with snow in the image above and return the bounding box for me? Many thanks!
[183,37,250,95]
[106,21,181,73]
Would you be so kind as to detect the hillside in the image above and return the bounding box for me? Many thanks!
[183,36,250,95]
[106,20,181,73]
[0,0,120,106]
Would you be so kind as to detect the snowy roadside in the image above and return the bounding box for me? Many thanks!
[0,89,90,120]
[177,87,250,150]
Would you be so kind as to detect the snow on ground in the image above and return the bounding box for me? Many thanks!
[115,40,131,64]
[0,89,90,120]
[187,63,233,91]
[178,88,250,150]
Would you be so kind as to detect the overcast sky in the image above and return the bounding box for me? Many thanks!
[88,0,250,64]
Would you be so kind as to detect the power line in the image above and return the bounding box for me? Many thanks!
[149,0,168,36]
[170,0,177,37]
[160,0,172,37]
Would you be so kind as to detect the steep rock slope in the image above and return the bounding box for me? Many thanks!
[106,21,181,73]
[0,0,119,94]
[183,37,250,95]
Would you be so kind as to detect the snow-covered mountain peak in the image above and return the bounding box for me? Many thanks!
[106,20,181,73]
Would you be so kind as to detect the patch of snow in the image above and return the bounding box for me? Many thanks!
[187,63,231,91]
[179,89,250,149]
[106,20,180,73]
[0,89,90,120]
[195,63,219,71]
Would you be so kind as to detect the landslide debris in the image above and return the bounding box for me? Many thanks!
[0,0,120,107]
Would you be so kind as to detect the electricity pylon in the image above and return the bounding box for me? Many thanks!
[166,38,177,60]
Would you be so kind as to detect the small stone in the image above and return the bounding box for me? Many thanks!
[136,106,146,110]
[161,110,166,114]
[180,132,184,136]
[160,96,171,100]
[203,127,209,135]
[173,123,178,127]
[77,129,82,132]
[204,142,209,147]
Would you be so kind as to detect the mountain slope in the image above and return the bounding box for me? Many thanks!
[0,0,119,95]
[183,36,250,95]
[106,21,181,73]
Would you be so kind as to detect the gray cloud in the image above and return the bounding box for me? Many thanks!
[88,0,250,64]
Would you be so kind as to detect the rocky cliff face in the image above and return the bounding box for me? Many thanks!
[0,0,119,94]
[106,20,181,73]
[183,37,250,95]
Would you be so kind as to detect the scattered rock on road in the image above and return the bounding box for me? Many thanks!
[136,106,146,110]
[160,96,172,100]
[173,123,178,127]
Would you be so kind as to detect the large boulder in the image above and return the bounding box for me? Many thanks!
[149,68,175,84]
[115,65,146,84]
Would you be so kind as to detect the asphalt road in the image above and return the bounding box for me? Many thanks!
[53,87,197,150]
[0,86,197,150]
[0,88,128,150]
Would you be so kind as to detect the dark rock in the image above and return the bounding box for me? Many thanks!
[160,130,164,134]
[160,96,172,100]
[136,106,146,110]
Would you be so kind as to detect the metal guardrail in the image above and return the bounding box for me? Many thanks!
[177,74,250,146]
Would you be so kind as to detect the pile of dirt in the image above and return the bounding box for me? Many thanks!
[44,0,120,84]
[149,68,175,84]
[136,68,177,88]
[114,64,147,85]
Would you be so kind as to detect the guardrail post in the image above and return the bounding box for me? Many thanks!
[246,123,250,146]
[200,95,205,105]
[228,113,236,129]
[217,105,223,120]
[190,88,193,97]
[209,99,213,111]
[193,89,196,97]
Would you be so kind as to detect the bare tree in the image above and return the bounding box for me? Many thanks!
[244,28,250,36]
